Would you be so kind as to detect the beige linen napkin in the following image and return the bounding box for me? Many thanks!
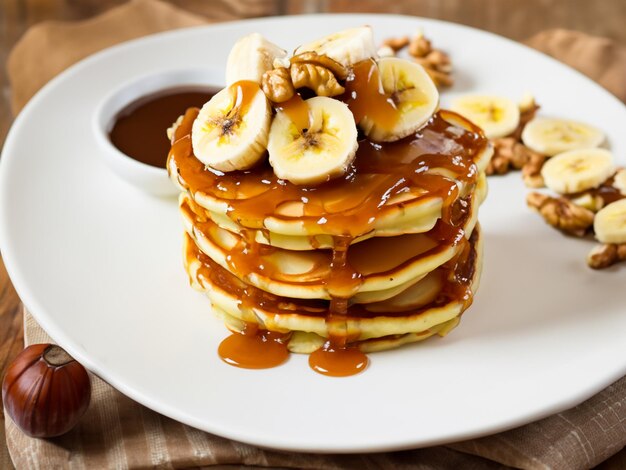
[5,1,626,468]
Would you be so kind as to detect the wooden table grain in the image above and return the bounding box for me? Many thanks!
[1,1,625,468]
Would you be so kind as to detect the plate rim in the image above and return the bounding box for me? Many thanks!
[1,13,626,453]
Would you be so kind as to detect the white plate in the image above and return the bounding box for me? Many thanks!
[1,15,626,453]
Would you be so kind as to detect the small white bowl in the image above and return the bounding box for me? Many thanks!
[92,68,223,197]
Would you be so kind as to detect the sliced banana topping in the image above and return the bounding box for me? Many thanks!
[594,199,626,244]
[295,26,378,67]
[613,168,626,196]
[226,33,288,85]
[268,96,358,185]
[450,95,520,139]
[541,148,614,194]
[521,118,604,156]
[360,57,439,142]
[192,81,271,171]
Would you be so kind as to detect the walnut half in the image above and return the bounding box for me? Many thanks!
[587,243,626,269]
[526,192,595,237]
[290,62,345,97]
[261,67,295,103]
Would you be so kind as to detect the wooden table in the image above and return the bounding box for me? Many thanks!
[1,1,625,467]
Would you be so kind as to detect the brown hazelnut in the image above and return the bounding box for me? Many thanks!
[2,344,91,438]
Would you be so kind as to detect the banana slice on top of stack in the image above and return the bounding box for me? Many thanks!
[191,26,441,185]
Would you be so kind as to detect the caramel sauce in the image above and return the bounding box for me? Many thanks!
[187,230,479,321]
[309,344,368,377]
[275,93,310,132]
[343,59,399,130]
[217,322,289,369]
[169,60,488,376]
[110,87,218,168]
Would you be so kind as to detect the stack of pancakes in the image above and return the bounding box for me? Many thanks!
[168,108,492,354]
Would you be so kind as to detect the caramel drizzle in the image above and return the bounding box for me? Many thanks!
[169,60,488,376]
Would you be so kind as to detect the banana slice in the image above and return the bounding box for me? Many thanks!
[594,199,626,244]
[225,33,287,85]
[267,96,358,185]
[192,81,271,171]
[612,168,626,196]
[360,57,439,142]
[450,95,520,139]
[294,26,377,67]
[521,118,604,156]
[541,148,614,194]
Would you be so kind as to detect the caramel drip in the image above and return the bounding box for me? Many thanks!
[343,59,399,130]
[218,322,290,369]
[230,80,260,117]
[310,236,369,377]
[308,345,368,377]
[275,93,310,132]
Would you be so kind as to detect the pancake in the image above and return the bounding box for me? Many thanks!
[183,224,482,349]
[180,176,484,300]
[181,170,488,251]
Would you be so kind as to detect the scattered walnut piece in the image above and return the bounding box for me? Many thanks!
[290,62,345,97]
[382,36,410,52]
[408,31,431,57]
[587,243,626,269]
[485,136,546,182]
[379,30,453,88]
[486,153,511,175]
[412,50,453,87]
[526,192,595,237]
[486,138,514,175]
[261,67,295,103]
[521,152,546,188]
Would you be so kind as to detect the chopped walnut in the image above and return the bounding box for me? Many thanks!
[486,153,511,175]
[413,53,453,87]
[261,67,295,103]
[526,192,595,237]
[380,30,453,87]
[290,52,348,81]
[521,152,546,188]
[485,136,546,182]
[587,243,626,269]
[407,31,453,87]
[290,62,345,97]
[408,31,431,57]
[382,36,410,52]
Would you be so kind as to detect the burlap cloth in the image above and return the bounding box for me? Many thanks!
[4,1,626,468]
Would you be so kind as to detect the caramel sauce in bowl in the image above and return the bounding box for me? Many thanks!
[92,68,221,196]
